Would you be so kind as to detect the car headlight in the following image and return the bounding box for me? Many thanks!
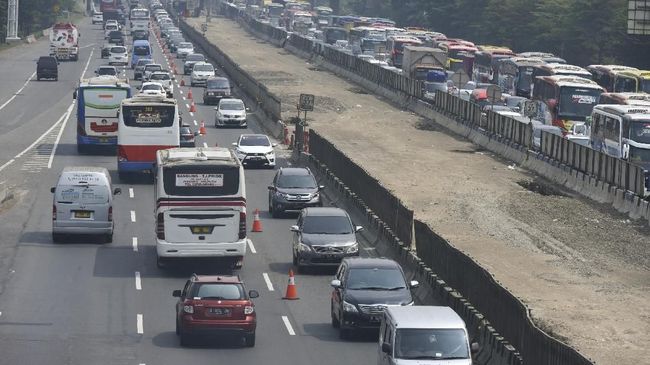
[298,242,312,252]
[276,191,290,199]
[266,151,275,156]
[344,243,358,254]
[342,301,358,313]
[309,192,320,201]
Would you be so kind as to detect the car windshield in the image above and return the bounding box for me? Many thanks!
[193,283,244,300]
[277,174,317,189]
[142,84,162,91]
[179,42,192,48]
[220,101,244,111]
[150,73,170,80]
[194,64,214,72]
[110,46,126,53]
[558,87,601,120]
[346,268,406,290]
[395,329,469,360]
[208,79,230,89]
[302,215,352,234]
[239,135,270,146]
[98,68,116,75]
[187,54,205,62]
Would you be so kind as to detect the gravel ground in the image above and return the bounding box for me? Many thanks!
[188,17,650,364]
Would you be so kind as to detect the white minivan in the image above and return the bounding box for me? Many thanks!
[51,167,121,243]
[378,306,479,365]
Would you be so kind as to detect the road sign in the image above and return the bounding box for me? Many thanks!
[298,93,315,111]
[486,85,502,103]
[524,100,538,118]
[450,70,470,88]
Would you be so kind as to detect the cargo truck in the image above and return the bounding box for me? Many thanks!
[401,46,447,81]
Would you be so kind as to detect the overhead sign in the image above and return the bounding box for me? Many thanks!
[628,1,650,35]
[298,93,315,111]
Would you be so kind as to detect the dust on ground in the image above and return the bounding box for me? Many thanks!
[189,17,650,364]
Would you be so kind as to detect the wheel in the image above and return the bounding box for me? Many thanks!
[339,318,350,340]
[244,333,256,347]
[175,318,180,335]
[331,304,339,328]
[179,331,191,347]
[52,233,63,243]
[156,256,167,268]
[271,204,282,218]
[103,233,113,243]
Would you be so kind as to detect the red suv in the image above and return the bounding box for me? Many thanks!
[173,274,259,347]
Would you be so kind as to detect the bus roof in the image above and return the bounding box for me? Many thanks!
[540,75,602,89]
[389,35,422,43]
[587,64,639,73]
[502,57,545,67]
[517,51,555,58]
[538,63,591,75]
[133,39,150,46]
[476,45,514,54]
[124,94,177,105]
[159,147,239,166]
[600,92,650,102]
[79,76,129,87]
[594,104,650,119]
[617,69,650,79]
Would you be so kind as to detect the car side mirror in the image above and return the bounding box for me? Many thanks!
[267,185,276,191]
[271,143,278,147]
[231,142,238,147]
[214,107,219,111]
[318,185,325,190]
[113,188,122,195]
[355,226,364,232]
[330,279,341,288]
[381,342,392,354]
[248,290,259,298]
[409,280,419,288]
[50,187,56,193]
[289,225,299,232]
[471,342,480,353]
[172,289,182,297]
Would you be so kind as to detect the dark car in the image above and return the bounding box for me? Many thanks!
[36,56,58,81]
[108,30,124,46]
[290,207,362,271]
[133,58,153,80]
[203,77,232,105]
[95,65,117,76]
[268,167,323,217]
[184,53,205,75]
[173,274,259,347]
[180,124,197,147]
[132,29,149,41]
[330,257,419,339]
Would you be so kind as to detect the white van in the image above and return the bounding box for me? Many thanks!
[378,306,478,365]
[154,147,248,269]
[51,167,121,243]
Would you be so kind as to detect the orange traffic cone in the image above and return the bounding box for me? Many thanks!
[187,88,193,99]
[180,78,185,86]
[251,209,263,232]
[189,102,196,112]
[283,269,299,300]
[199,120,206,135]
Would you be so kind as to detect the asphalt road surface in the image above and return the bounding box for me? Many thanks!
[0,16,419,365]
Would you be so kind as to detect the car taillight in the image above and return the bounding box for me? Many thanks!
[183,304,194,314]
[108,206,113,221]
[244,305,254,315]
[117,145,127,162]
[239,211,246,239]
[52,205,57,221]
[157,213,165,240]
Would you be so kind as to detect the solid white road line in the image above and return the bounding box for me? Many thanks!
[47,102,76,168]
[137,314,144,334]
[135,271,142,290]
[281,316,296,336]
[81,49,95,79]
[130,210,136,222]
[203,142,208,148]
[247,240,257,253]
[0,159,15,173]
[132,237,138,252]
[129,188,134,198]
[262,273,274,291]
[0,71,36,111]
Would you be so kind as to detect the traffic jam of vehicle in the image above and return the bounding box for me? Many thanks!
[28,0,486,362]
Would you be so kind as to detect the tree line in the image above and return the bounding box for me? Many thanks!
[1,0,78,42]
[341,0,650,69]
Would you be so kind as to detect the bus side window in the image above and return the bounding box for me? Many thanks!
[622,118,630,138]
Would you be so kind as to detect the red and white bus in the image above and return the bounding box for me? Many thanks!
[154,147,248,269]
[117,94,179,179]
[531,75,604,134]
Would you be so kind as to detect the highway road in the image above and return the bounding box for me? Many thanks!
[0,16,427,365]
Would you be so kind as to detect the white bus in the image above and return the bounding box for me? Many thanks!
[590,105,650,164]
[117,94,179,178]
[129,8,150,34]
[154,147,248,269]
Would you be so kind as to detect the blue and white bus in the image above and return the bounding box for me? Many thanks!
[74,76,131,153]
[131,40,152,69]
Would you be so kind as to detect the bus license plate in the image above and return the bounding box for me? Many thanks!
[100,138,108,143]
[74,211,91,218]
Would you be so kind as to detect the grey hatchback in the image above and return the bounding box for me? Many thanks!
[268,167,322,217]
[290,207,362,271]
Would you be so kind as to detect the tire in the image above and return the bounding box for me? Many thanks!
[244,333,256,347]
[156,256,167,269]
[104,233,113,244]
[331,304,340,328]
[339,320,350,340]
[52,233,63,243]
[37,76,41,81]
[175,318,180,335]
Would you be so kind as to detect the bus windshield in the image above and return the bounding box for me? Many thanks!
[162,165,240,196]
[630,121,650,144]
[122,105,175,128]
[629,146,650,164]
[558,87,601,119]
[517,67,535,91]
[640,79,650,93]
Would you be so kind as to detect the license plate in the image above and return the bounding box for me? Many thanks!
[74,211,91,218]
[209,308,231,315]
[100,138,108,143]
[249,156,262,160]
[190,226,214,234]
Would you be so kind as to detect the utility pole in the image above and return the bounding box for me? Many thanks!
[6,0,20,42]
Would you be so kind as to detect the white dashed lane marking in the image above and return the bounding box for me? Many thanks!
[132,237,138,252]
[262,273,274,291]
[130,210,136,223]
[281,316,296,336]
